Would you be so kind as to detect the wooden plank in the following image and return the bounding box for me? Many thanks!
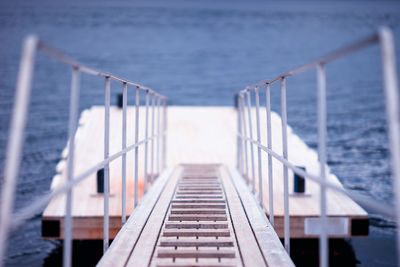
[220,165,271,267]
[224,166,294,267]
[124,166,182,266]
[97,166,179,267]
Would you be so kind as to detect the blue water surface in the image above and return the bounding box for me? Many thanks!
[1,0,400,266]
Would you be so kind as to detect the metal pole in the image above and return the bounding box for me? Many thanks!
[255,87,263,206]
[379,27,400,266]
[239,94,249,184]
[144,90,149,193]
[121,82,127,225]
[0,35,37,267]
[63,68,80,267]
[246,91,256,193]
[157,96,161,176]
[237,96,243,174]
[266,83,274,226]
[162,99,167,170]
[280,77,290,253]
[103,76,110,252]
[150,93,155,183]
[317,64,328,267]
[134,87,140,207]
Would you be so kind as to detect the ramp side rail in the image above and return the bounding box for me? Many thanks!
[0,36,168,267]
[235,27,399,267]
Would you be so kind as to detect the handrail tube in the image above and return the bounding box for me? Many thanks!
[280,77,290,253]
[379,28,400,265]
[254,88,263,206]
[150,93,155,183]
[240,135,396,218]
[265,83,274,226]
[162,99,168,170]
[144,90,150,193]
[239,95,250,184]
[317,64,328,267]
[134,87,140,207]
[63,68,80,267]
[240,33,379,92]
[157,97,161,175]
[11,138,150,231]
[121,83,127,225]
[37,41,167,99]
[103,77,111,252]
[0,35,38,267]
[0,34,168,267]
[246,91,256,193]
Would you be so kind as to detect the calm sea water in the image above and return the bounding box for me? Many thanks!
[1,0,400,266]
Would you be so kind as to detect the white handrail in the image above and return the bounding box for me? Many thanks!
[236,27,399,267]
[0,35,168,267]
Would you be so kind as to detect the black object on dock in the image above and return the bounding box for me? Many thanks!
[294,167,306,193]
[97,168,104,193]
[117,93,123,108]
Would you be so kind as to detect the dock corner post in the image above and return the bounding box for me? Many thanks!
[379,27,400,266]
[121,82,127,226]
[265,83,274,226]
[255,87,263,207]
[134,87,140,208]
[103,76,111,253]
[144,89,150,194]
[246,90,256,194]
[317,63,328,267]
[0,35,37,267]
[63,67,81,267]
[280,76,290,253]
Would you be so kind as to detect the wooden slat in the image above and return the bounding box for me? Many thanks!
[97,166,179,266]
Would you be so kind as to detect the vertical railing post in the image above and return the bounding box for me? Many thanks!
[255,87,263,206]
[379,28,400,266]
[63,67,80,267]
[103,76,110,252]
[157,96,161,176]
[239,94,249,184]
[236,94,243,174]
[246,91,256,194]
[134,87,140,207]
[265,83,274,226]
[144,90,150,193]
[317,64,328,267]
[121,82,127,225]
[162,98,168,170]
[0,36,37,267]
[150,92,155,183]
[280,77,290,253]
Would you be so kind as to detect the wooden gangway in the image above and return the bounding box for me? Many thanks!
[98,164,294,267]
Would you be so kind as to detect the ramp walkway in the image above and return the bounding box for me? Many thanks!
[98,164,293,267]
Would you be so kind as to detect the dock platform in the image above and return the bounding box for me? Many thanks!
[98,164,294,267]
[42,106,368,240]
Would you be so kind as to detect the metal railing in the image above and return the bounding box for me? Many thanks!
[0,35,168,267]
[236,27,399,267]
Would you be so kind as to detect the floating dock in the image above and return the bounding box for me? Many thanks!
[42,106,368,240]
